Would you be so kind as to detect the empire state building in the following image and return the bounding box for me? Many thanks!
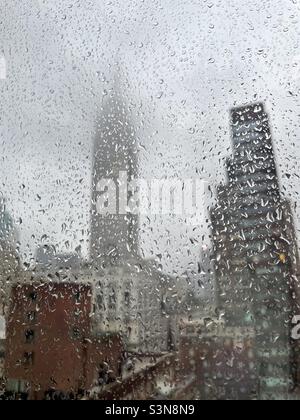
[90,86,139,268]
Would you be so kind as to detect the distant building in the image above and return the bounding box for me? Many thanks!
[35,246,82,272]
[5,282,124,400]
[179,317,258,400]
[91,261,178,354]
[0,195,20,315]
[90,82,139,265]
[0,316,5,340]
[211,103,300,399]
[90,88,183,354]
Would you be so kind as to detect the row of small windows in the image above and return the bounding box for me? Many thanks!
[24,326,82,345]
[96,288,132,312]
[27,290,84,303]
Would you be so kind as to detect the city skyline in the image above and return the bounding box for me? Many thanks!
[1,0,300,401]
[2,101,300,400]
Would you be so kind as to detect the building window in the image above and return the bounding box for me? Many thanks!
[97,293,105,311]
[23,352,34,366]
[124,291,130,307]
[74,291,81,303]
[27,311,36,323]
[109,287,116,311]
[29,291,37,301]
[25,329,35,344]
[72,327,81,340]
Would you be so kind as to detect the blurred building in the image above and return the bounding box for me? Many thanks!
[35,245,82,273]
[179,318,257,400]
[90,78,139,265]
[91,261,180,354]
[0,337,4,381]
[5,282,124,400]
[0,195,20,315]
[211,103,300,399]
[90,88,183,354]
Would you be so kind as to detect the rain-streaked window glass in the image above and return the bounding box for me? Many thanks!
[1,0,300,402]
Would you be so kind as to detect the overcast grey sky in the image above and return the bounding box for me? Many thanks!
[1,0,300,279]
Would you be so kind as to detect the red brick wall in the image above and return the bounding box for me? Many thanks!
[84,335,124,388]
[5,283,92,397]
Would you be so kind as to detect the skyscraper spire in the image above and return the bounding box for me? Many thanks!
[90,76,139,267]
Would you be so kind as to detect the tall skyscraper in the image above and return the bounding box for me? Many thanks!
[211,103,299,399]
[89,87,177,353]
[90,89,138,267]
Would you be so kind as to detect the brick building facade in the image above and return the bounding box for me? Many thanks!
[5,282,123,400]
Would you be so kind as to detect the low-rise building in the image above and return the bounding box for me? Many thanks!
[5,282,124,400]
[92,258,185,354]
[0,315,5,384]
[178,318,258,400]
[0,339,4,381]
[94,353,195,400]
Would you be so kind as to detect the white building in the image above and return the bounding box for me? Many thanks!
[91,259,177,353]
